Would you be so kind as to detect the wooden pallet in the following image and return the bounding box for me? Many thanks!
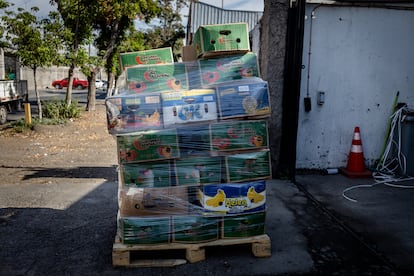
[112,234,271,267]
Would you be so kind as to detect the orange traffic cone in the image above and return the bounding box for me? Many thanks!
[341,126,372,178]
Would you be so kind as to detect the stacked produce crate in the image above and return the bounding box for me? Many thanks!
[107,22,272,265]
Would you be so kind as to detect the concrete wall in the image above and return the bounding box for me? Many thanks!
[20,66,88,90]
[259,0,289,176]
[296,4,414,169]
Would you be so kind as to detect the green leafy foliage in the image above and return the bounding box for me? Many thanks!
[10,118,36,132]
[42,100,81,122]
[143,0,187,60]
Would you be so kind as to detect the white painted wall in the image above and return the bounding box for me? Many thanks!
[296,4,414,169]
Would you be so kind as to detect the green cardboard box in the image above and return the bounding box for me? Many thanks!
[172,215,219,243]
[198,53,259,86]
[119,47,174,70]
[119,161,174,188]
[177,124,211,158]
[210,120,268,152]
[117,129,180,163]
[118,216,171,244]
[225,150,271,182]
[175,156,222,186]
[222,211,266,238]
[194,23,250,58]
[126,63,188,93]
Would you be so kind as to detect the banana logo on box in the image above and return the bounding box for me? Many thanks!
[206,189,226,207]
[247,186,264,203]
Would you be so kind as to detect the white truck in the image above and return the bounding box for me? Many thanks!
[0,48,29,124]
[0,80,28,124]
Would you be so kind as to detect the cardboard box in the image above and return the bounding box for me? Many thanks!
[117,129,179,163]
[197,180,266,215]
[177,124,211,157]
[194,23,250,58]
[175,156,222,186]
[198,53,259,87]
[119,47,174,70]
[118,186,191,217]
[161,89,218,127]
[182,45,197,62]
[215,78,271,119]
[210,120,269,152]
[106,93,163,134]
[225,150,271,182]
[119,161,175,188]
[172,215,219,243]
[126,63,188,93]
[222,211,266,238]
[118,215,171,244]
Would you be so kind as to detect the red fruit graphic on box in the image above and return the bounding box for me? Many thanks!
[216,61,227,71]
[213,138,230,150]
[227,128,239,139]
[202,72,220,83]
[157,146,173,158]
[120,149,138,162]
[133,140,148,151]
[143,70,156,82]
[129,82,146,93]
[167,78,182,91]
[135,56,145,65]
[250,135,264,147]
[240,67,254,77]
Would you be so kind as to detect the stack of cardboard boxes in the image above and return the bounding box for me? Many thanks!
[106,22,272,246]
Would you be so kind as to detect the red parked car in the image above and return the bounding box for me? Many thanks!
[52,77,88,89]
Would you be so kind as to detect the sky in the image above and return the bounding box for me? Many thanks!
[10,0,264,19]
[191,0,263,11]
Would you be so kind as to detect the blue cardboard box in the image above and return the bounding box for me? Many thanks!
[161,89,218,127]
[106,93,163,134]
[215,78,270,119]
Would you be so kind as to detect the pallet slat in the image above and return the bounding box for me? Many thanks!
[112,234,271,267]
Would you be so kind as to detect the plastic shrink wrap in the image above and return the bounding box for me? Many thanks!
[108,26,272,244]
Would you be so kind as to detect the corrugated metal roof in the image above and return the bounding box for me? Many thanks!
[186,1,263,44]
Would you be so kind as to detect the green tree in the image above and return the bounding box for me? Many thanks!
[0,0,10,47]
[143,0,187,61]
[50,0,93,106]
[1,7,59,121]
[90,0,159,101]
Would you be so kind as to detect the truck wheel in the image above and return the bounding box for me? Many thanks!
[0,105,7,125]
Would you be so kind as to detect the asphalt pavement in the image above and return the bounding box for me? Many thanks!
[1,172,413,275]
[296,173,414,274]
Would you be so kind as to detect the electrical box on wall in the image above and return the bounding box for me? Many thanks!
[317,91,325,105]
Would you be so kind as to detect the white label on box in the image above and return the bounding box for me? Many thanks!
[203,95,214,101]
[145,96,160,104]
[238,85,249,92]
[163,103,217,127]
